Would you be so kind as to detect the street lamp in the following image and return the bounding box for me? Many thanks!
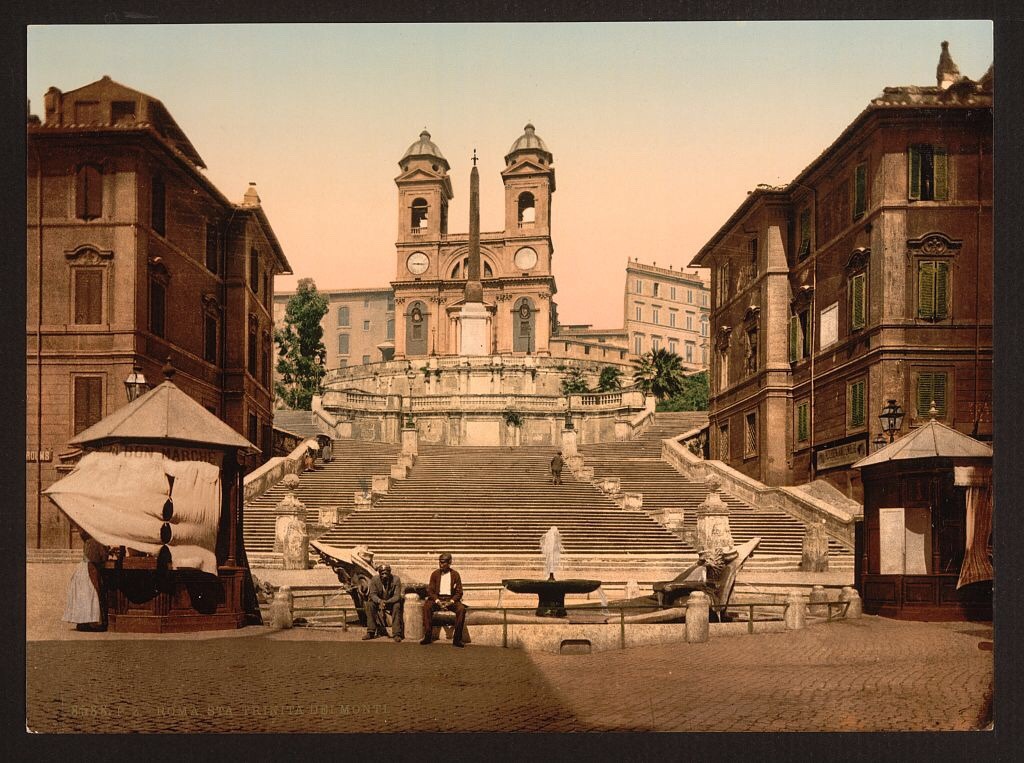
[124,363,149,402]
[878,399,905,443]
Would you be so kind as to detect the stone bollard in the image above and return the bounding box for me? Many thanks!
[801,521,830,572]
[398,454,415,470]
[622,493,643,511]
[404,593,424,642]
[602,477,621,495]
[354,491,372,507]
[561,427,578,457]
[577,466,595,482]
[784,591,806,630]
[808,585,828,617]
[839,586,863,619]
[401,426,419,456]
[371,475,390,495]
[685,591,710,643]
[270,586,294,629]
[390,464,407,480]
[625,579,641,600]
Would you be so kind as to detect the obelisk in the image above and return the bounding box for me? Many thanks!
[458,150,489,355]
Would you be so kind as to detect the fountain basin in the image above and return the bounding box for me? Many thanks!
[502,578,602,617]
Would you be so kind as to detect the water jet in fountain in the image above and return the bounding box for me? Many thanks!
[502,526,601,617]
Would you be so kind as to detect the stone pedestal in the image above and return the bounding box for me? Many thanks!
[839,586,863,619]
[662,508,685,535]
[390,464,407,480]
[577,466,595,482]
[459,302,490,356]
[599,476,621,495]
[354,491,372,507]
[784,592,806,630]
[801,521,830,572]
[560,427,578,457]
[371,475,390,495]
[566,454,584,473]
[808,585,828,616]
[685,590,710,643]
[404,593,424,642]
[695,474,732,552]
[401,426,418,456]
[398,454,415,470]
[274,475,309,570]
[269,586,293,629]
[622,493,643,511]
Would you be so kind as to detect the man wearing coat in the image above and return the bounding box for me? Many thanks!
[363,564,405,642]
[419,552,467,647]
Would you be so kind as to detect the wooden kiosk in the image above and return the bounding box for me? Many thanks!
[853,418,992,621]
[52,375,261,633]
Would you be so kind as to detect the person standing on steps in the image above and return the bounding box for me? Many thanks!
[363,564,404,642]
[420,552,467,647]
[550,451,564,485]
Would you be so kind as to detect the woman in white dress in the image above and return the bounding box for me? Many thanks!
[62,529,107,632]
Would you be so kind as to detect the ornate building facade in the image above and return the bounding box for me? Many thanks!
[27,77,290,548]
[691,44,992,500]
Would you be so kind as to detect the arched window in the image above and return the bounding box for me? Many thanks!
[449,257,494,279]
[517,192,536,224]
[513,297,536,353]
[411,198,428,229]
[406,301,429,356]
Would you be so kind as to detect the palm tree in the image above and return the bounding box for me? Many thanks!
[596,366,624,392]
[632,348,687,400]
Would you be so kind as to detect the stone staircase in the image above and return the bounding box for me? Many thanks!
[579,411,853,568]
[243,440,400,553]
[273,410,324,440]
[314,445,689,559]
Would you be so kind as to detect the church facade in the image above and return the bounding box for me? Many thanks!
[391,125,557,359]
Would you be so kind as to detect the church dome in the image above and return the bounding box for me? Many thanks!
[400,129,449,171]
[505,123,553,164]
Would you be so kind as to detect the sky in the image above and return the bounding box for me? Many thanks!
[27,22,993,328]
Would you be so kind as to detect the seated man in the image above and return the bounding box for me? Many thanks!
[362,564,404,642]
[420,552,467,647]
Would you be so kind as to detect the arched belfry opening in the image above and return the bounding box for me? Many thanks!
[513,297,536,353]
[450,257,494,279]
[406,301,429,356]
[411,198,428,230]
[517,191,536,224]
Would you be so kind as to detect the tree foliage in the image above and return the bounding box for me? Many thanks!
[632,348,687,400]
[274,278,328,410]
[596,366,624,392]
[657,370,710,412]
[559,367,590,395]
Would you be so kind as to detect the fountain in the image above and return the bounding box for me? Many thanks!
[501,526,602,617]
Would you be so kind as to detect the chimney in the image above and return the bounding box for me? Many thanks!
[44,87,61,124]
[936,41,960,90]
[243,182,260,206]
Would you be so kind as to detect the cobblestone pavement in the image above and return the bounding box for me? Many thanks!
[26,617,991,733]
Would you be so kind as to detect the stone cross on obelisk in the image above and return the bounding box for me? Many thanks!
[458,149,489,355]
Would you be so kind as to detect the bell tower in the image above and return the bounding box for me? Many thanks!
[501,123,555,239]
[395,130,453,280]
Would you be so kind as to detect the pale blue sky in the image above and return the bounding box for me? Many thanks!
[28,22,993,326]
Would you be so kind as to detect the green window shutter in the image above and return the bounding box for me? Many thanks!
[933,372,947,417]
[789,315,799,362]
[797,403,809,442]
[934,260,950,319]
[850,381,865,427]
[851,273,866,329]
[933,146,949,200]
[854,163,867,219]
[908,146,921,200]
[918,261,936,319]
[799,210,810,258]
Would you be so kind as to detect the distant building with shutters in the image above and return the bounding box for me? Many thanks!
[690,43,992,501]
[27,76,291,549]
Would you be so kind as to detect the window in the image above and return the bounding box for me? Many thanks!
[111,100,136,124]
[386,295,395,311]
[718,346,729,389]
[386,318,395,340]
[669,312,677,328]
[517,192,536,224]
[249,248,260,292]
[652,337,661,351]
[686,314,693,331]
[411,198,428,229]
[917,260,950,320]
[916,371,948,419]
[248,413,259,446]
[908,145,948,201]
[848,379,866,428]
[338,359,347,367]
[73,376,103,435]
[362,355,371,365]
[75,164,102,220]
[798,208,811,261]
[748,238,759,277]
[687,289,693,303]
[204,314,218,364]
[789,309,810,362]
[338,334,350,355]
[719,422,730,461]
[796,400,810,443]
[248,326,258,376]
[702,346,708,364]
[74,269,103,324]
[635,279,643,294]
[744,326,758,375]
[669,286,677,300]
[853,162,867,220]
[151,176,165,236]
[701,316,708,337]
[363,298,370,308]
[668,339,678,354]
[744,411,757,457]
[634,335,643,355]
[149,279,166,337]
[363,320,370,331]
[205,223,219,273]
[337,306,350,327]
[261,332,271,387]
[716,264,730,307]
[841,267,865,330]
[653,282,660,297]
[685,342,694,362]
[652,307,660,325]
[635,305,642,322]
[702,293,708,306]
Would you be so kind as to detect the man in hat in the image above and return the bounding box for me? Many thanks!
[420,552,467,647]
[363,563,404,642]
[550,451,564,485]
